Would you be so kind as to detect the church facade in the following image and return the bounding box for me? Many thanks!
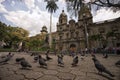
[54,5,120,52]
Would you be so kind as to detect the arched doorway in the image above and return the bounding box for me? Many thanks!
[69,44,76,57]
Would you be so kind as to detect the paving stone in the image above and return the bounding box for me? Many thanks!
[43,70,58,75]
[0,53,120,80]
[38,75,60,80]
[47,65,58,70]
[24,71,43,79]
[1,74,24,80]
[70,70,86,76]
[87,72,110,80]
[57,67,71,73]
[74,76,87,80]
[0,69,14,77]
[57,72,75,80]
[6,65,19,71]
[16,69,32,75]
[69,66,81,71]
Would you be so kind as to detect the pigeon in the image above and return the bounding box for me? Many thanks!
[38,55,47,68]
[91,54,96,58]
[1,52,14,58]
[34,55,39,62]
[71,56,79,67]
[103,53,108,58]
[20,58,32,69]
[57,55,64,67]
[92,57,115,77]
[31,52,37,56]
[16,57,24,63]
[0,52,14,64]
[46,49,50,55]
[0,56,10,64]
[115,60,120,66]
[46,54,52,61]
[0,55,6,58]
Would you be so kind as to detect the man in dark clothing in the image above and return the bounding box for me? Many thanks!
[69,44,76,57]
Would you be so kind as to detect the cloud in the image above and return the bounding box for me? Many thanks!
[24,0,35,9]
[4,6,58,36]
[0,3,7,13]
[93,8,120,22]
[1,0,120,37]
[0,0,5,3]
[11,0,15,6]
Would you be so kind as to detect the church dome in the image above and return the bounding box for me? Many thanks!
[78,4,92,20]
[60,10,67,17]
[41,25,47,33]
[42,25,47,29]
[69,19,75,24]
[58,10,68,24]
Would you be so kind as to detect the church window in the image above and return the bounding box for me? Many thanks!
[99,27,105,33]
[60,19,62,24]
[60,36,62,40]
[112,26,118,32]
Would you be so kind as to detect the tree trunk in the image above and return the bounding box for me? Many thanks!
[49,13,52,48]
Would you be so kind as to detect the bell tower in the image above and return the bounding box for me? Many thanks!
[59,10,67,25]
[78,3,93,26]
[57,10,68,32]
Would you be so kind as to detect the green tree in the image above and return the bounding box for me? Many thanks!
[0,21,29,49]
[90,0,120,8]
[45,0,58,48]
[66,0,120,17]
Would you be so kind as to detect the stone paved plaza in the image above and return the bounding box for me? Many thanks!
[0,52,120,80]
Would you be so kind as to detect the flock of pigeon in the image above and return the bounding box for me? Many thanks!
[0,51,120,78]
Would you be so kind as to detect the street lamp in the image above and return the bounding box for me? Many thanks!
[83,13,89,50]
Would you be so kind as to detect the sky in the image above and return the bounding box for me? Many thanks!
[0,0,120,36]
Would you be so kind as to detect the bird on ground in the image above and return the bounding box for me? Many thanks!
[0,55,6,58]
[46,49,50,55]
[91,54,96,58]
[71,56,79,67]
[20,58,32,69]
[31,52,37,56]
[115,60,120,66]
[1,52,14,58]
[38,55,47,68]
[16,57,24,64]
[57,55,64,67]
[46,54,52,61]
[92,57,115,77]
[33,55,39,62]
[103,53,108,58]
[0,52,14,64]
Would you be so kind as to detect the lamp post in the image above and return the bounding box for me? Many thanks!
[83,14,89,50]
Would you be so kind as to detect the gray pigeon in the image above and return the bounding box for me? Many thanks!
[57,55,64,67]
[38,55,47,68]
[71,56,79,67]
[31,52,37,56]
[16,57,24,63]
[115,60,120,66]
[103,53,108,58]
[92,57,115,77]
[34,55,39,62]
[20,58,32,69]
[46,54,52,61]
[0,52,14,64]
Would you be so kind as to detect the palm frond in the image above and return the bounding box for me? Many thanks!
[46,0,58,13]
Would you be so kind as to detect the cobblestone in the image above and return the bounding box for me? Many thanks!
[0,52,119,80]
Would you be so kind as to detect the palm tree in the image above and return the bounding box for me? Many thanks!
[46,0,58,48]
[66,0,83,17]
[66,0,120,13]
